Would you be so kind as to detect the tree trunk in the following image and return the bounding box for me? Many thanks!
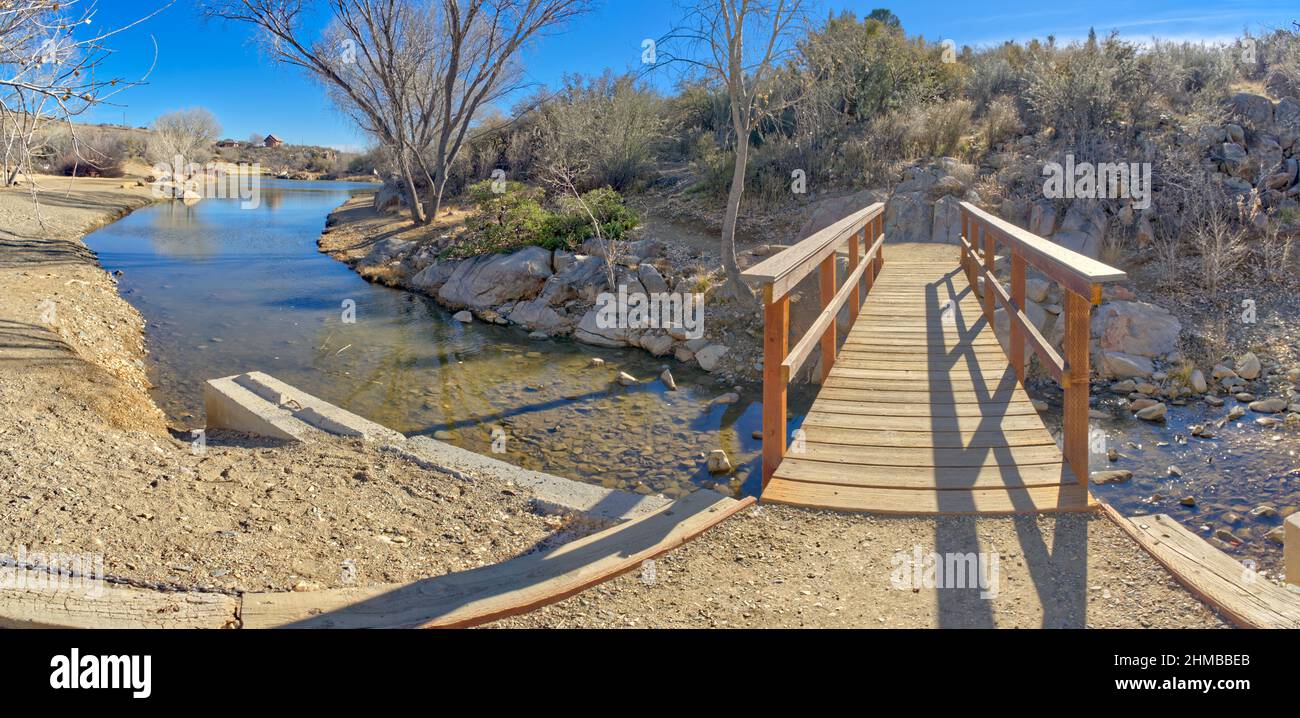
[399,159,427,225]
[718,129,755,302]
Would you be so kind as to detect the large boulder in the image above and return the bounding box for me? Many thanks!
[1091,300,1181,359]
[507,297,572,333]
[574,307,629,347]
[437,246,554,311]
[1097,350,1155,379]
[1028,200,1058,236]
[884,191,931,243]
[1052,201,1109,259]
[1230,92,1274,128]
[540,254,610,305]
[930,195,963,244]
[359,237,414,267]
[409,260,459,294]
[796,189,888,238]
[1276,97,1300,151]
[373,183,406,213]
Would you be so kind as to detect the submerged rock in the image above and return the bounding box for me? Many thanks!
[1089,470,1132,485]
[1135,403,1167,421]
[706,449,733,475]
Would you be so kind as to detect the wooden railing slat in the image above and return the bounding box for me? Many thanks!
[959,202,1126,297]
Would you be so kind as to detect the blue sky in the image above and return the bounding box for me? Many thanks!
[84,0,1298,150]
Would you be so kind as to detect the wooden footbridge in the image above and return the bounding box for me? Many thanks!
[742,201,1127,515]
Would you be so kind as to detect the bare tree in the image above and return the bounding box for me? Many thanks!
[666,0,805,300]
[1,1,169,187]
[147,107,223,170]
[542,161,622,292]
[206,0,591,225]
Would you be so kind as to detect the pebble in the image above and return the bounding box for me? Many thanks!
[452,310,473,323]
[589,357,605,367]
[1249,397,1287,414]
[660,369,677,391]
[617,372,637,386]
[1135,403,1167,421]
[1089,470,1132,485]
[1166,465,1182,477]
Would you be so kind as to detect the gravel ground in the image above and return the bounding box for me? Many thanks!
[497,504,1228,628]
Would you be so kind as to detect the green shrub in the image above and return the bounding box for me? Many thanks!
[448,180,552,258]
[446,181,638,258]
[545,187,639,246]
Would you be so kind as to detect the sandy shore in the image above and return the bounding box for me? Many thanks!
[0,176,586,595]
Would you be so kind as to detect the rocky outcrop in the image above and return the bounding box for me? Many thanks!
[437,246,554,311]
[1091,300,1181,359]
[883,159,979,244]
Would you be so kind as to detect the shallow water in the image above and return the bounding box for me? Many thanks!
[84,180,798,500]
[1039,390,1300,574]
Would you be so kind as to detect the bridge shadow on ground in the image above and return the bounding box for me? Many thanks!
[921,268,1086,628]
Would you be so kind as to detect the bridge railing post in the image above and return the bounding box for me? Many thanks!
[817,252,837,383]
[1010,252,1026,382]
[1062,289,1092,485]
[762,292,789,489]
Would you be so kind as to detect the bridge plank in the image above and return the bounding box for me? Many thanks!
[773,458,1068,489]
[762,479,1095,515]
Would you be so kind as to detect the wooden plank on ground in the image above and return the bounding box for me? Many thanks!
[801,409,1050,432]
[242,490,752,628]
[794,441,1064,468]
[1100,504,1300,628]
[0,571,238,629]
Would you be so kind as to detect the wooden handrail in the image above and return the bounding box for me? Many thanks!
[959,202,1126,299]
[958,202,1127,486]
[742,204,886,488]
[744,203,884,302]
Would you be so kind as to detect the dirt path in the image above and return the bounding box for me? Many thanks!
[497,505,1226,628]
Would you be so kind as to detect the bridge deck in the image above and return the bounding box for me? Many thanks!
[763,257,1096,515]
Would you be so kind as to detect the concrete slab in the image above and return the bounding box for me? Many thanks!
[204,371,404,444]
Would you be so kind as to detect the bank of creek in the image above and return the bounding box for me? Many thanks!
[83,180,1299,576]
